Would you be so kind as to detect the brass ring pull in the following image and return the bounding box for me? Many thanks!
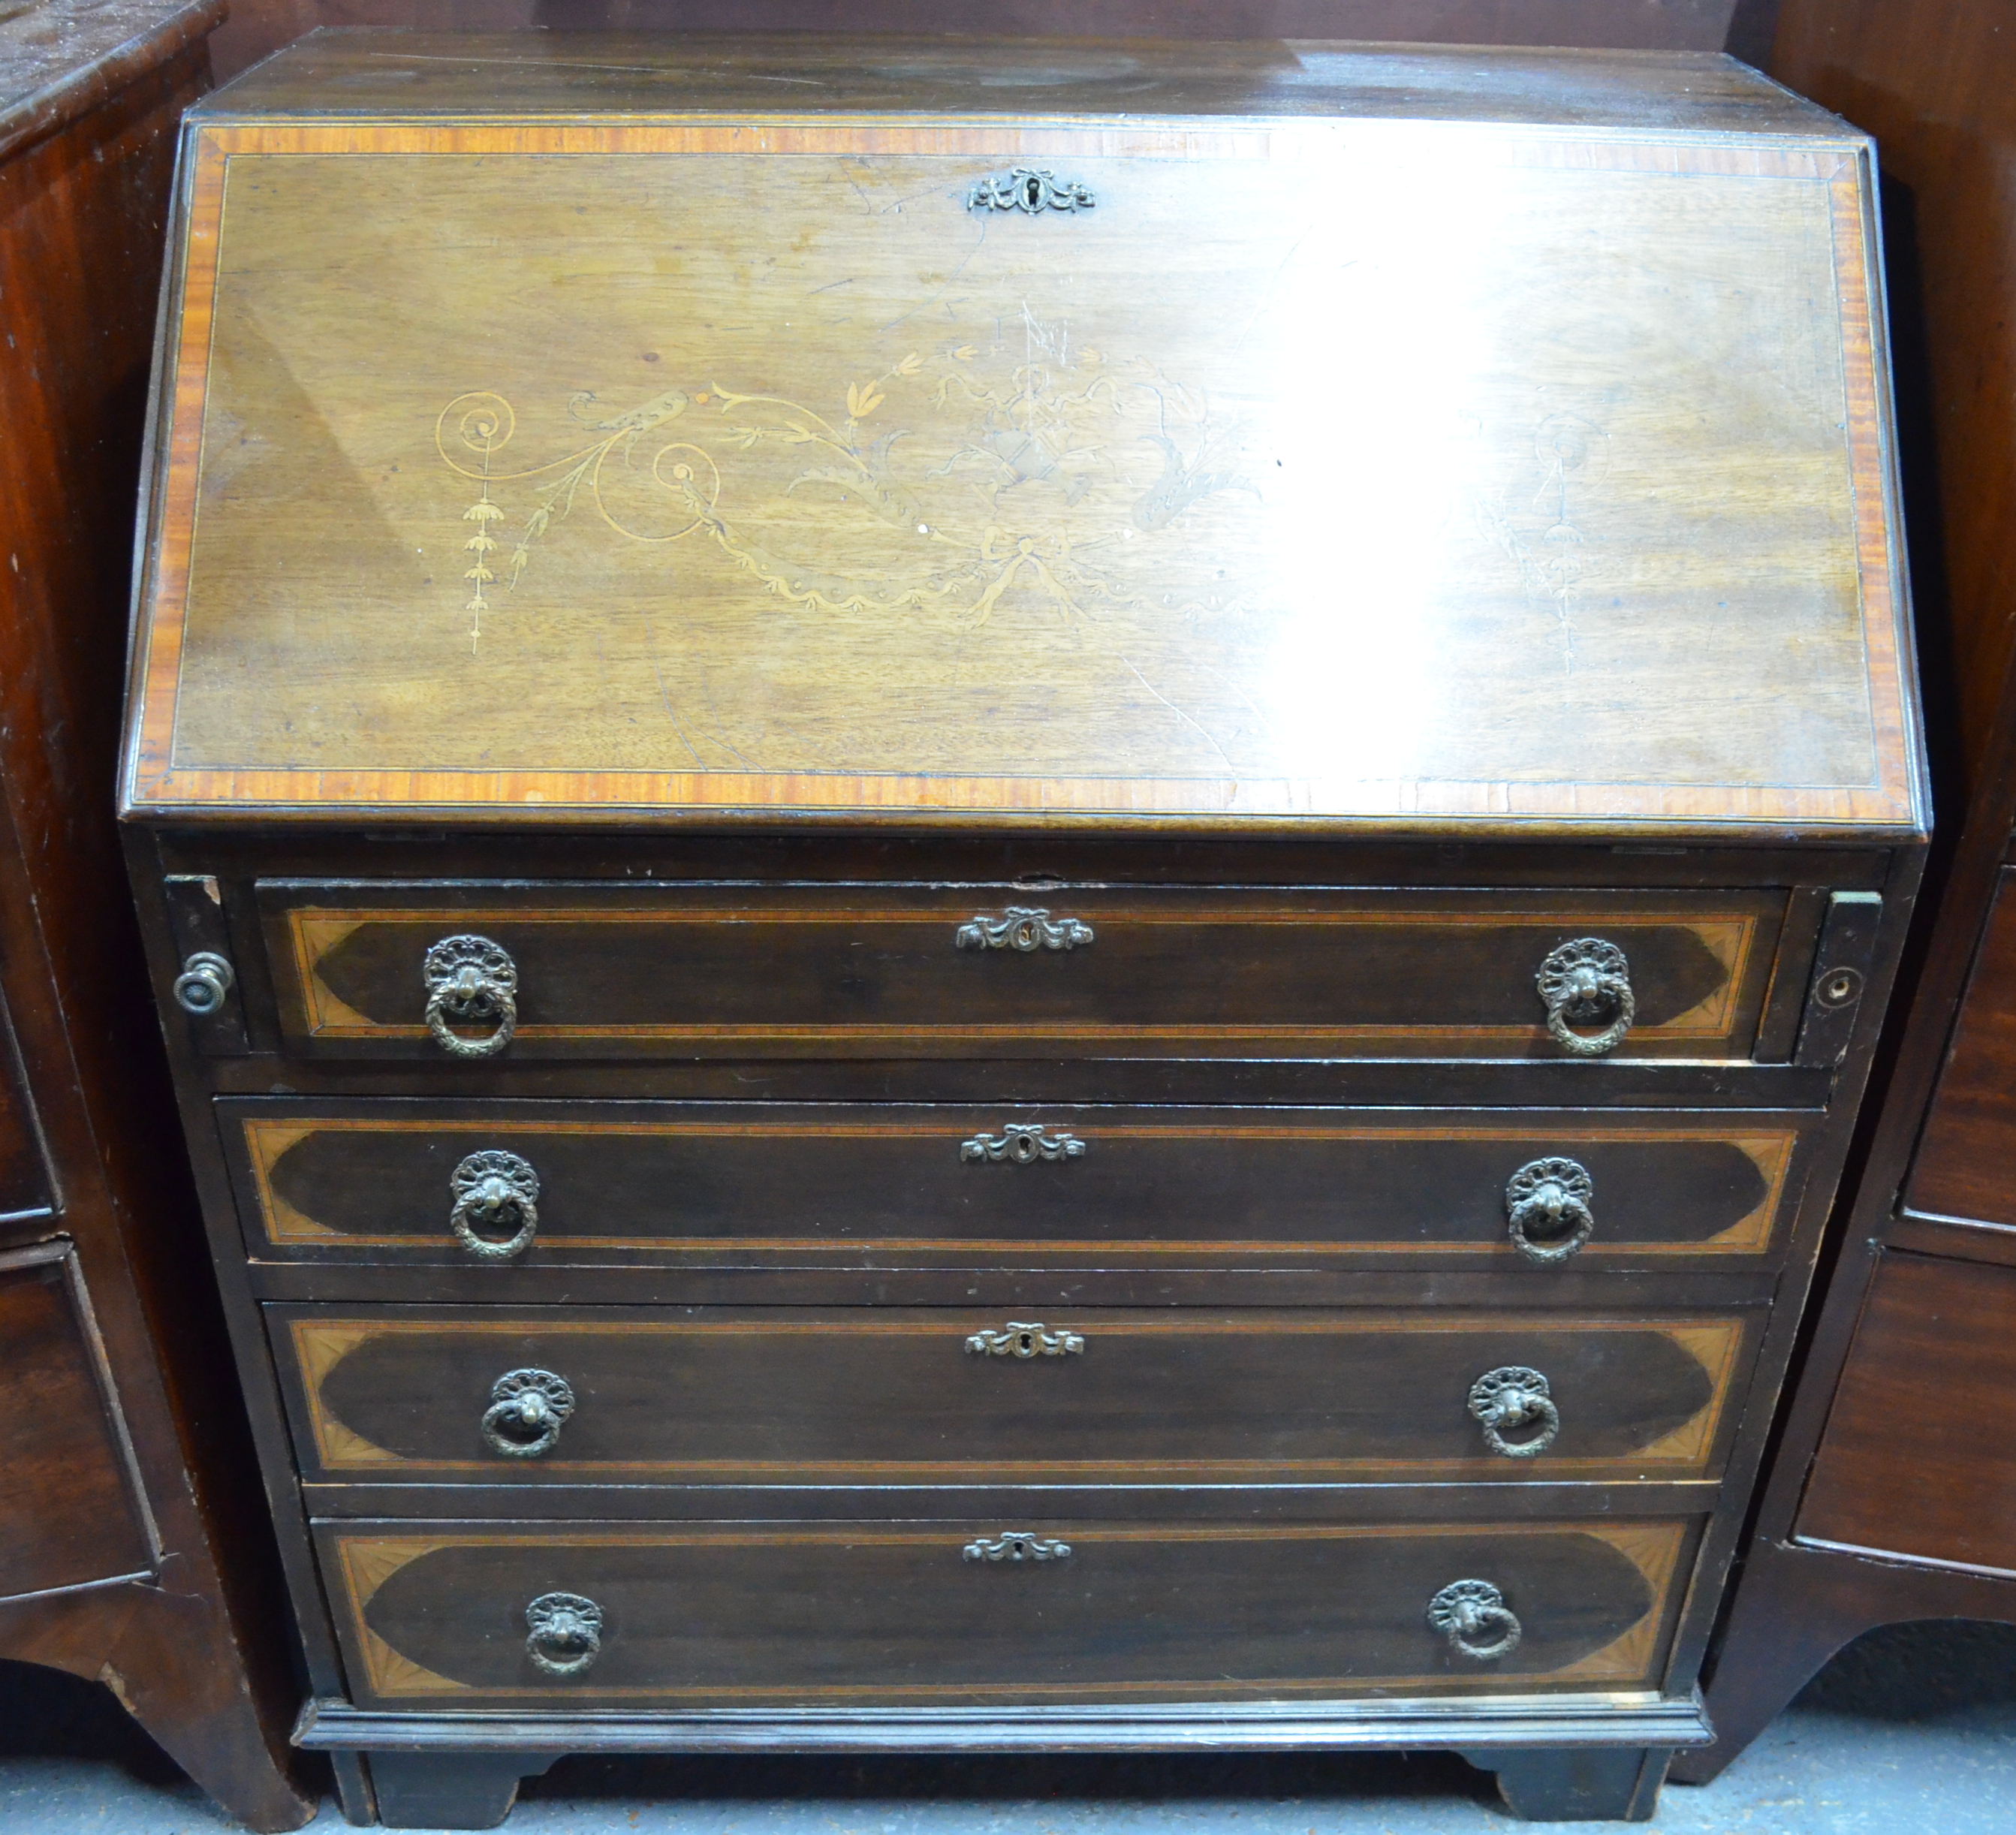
[955,907,1094,952]
[449,1150,541,1260]
[524,1592,602,1677]
[963,1532,1072,1562]
[1467,1366,1559,1458]
[1536,938,1635,1056]
[961,1125,1085,1164]
[1504,1157,1596,1265]
[1427,1580,1523,1661]
[423,934,518,1058]
[966,1321,1085,1357]
[481,1369,575,1457]
[173,951,235,1015]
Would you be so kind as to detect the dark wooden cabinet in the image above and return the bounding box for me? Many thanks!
[121,33,1924,1827]
[0,2,314,1824]
[1668,0,2016,1786]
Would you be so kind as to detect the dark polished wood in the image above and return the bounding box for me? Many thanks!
[258,886,1777,1063]
[268,1305,1752,1487]
[0,1243,156,1596]
[1900,869,2016,1226]
[203,2,1772,91]
[121,35,1921,1827]
[0,2,312,1824]
[1794,1253,2016,1572]
[225,1100,1806,1267]
[1673,0,2016,1788]
[316,1517,1698,1707]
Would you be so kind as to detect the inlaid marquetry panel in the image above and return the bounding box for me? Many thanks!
[125,70,1919,835]
[318,1517,1697,1706]
[225,1101,1804,1264]
[272,1306,1755,1485]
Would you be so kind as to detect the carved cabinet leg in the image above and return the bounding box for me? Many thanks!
[363,1752,556,1829]
[1460,1746,1670,1821]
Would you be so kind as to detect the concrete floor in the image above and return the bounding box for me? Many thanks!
[3,1618,2013,1832]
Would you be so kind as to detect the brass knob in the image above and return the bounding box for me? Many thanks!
[1504,1157,1595,1264]
[1427,1580,1522,1660]
[423,934,517,1058]
[481,1369,574,1457]
[1536,938,1635,1056]
[173,951,235,1015]
[524,1592,601,1677]
[449,1150,540,1260]
[1467,1366,1559,1458]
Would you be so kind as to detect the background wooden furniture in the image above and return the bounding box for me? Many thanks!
[200,0,1788,92]
[122,35,1923,1826]
[0,2,313,1826]
[1671,0,2016,1781]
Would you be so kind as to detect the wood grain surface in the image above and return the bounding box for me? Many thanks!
[1903,869,2016,1228]
[0,5,313,1820]
[1795,1253,2016,1577]
[256,884,1776,1059]
[318,1517,1695,1704]
[0,1245,156,1598]
[271,1306,1751,1482]
[228,1103,1801,1263]
[121,38,1921,834]
[200,11,1767,92]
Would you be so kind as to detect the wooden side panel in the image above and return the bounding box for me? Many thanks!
[1796,1253,2016,1575]
[0,1247,154,1600]
[1904,870,2016,1227]
[224,1101,1805,1266]
[317,1517,1698,1706]
[270,1306,1755,1485]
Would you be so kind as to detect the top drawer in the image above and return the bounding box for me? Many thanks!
[255,883,1787,1063]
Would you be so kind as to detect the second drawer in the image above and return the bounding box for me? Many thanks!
[224,1102,1811,1269]
[271,1306,1760,1488]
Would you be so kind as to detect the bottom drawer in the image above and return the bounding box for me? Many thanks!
[321,1517,1699,1708]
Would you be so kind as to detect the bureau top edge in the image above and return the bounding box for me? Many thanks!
[197,33,1857,138]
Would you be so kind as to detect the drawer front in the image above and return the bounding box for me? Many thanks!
[225,1102,1806,1267]
[258,884,1783,1061]
[1907,869,2016,1228]
[0,1245,155,1601]
[0,999,50,1227]
[1796,1253,2016,1573]
[272,1306,1755,1487]
[319,1517,1698,1707]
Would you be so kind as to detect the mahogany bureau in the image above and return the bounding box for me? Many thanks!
[119,33,1927,1827]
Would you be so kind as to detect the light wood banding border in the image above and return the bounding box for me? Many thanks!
[326,1518,1691,1702]
[239,1116,1799,1259]
[282,1312,1749,1480]
[122,121,1920,836]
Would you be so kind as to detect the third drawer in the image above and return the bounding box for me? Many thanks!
[269,1304,1762,1489]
